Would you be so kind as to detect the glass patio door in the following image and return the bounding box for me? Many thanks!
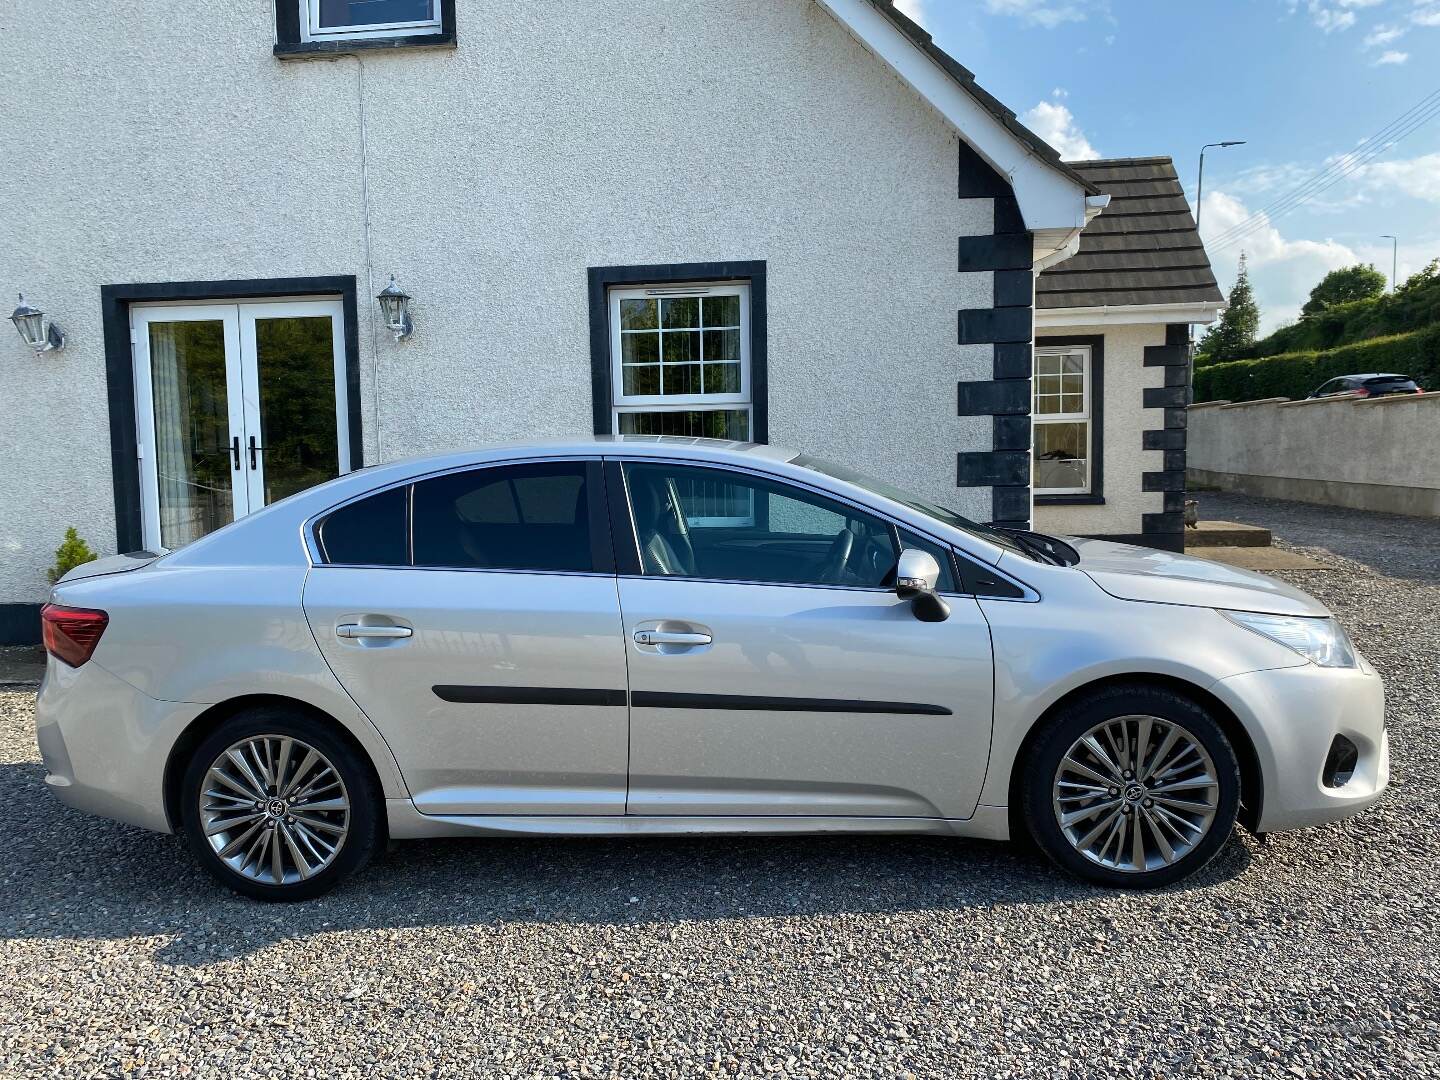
[132,299,349,551]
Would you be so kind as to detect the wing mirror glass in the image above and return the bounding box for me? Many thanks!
[895,549,950,623]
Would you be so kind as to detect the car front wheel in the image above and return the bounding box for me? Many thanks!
[180,708,382,901]
[1022,686,1241,888]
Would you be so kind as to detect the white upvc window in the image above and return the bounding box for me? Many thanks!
[609,282,752,443]
[302,0,441,41]
[1033,346,1092,495]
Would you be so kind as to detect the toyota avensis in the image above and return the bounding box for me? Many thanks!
[36,438,1388,899]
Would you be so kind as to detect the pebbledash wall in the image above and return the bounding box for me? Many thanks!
[1032,322,1190,548]
[0,0,1033,632]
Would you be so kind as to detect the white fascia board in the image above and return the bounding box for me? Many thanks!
[1035,302,1226,328]
[815,0,1092,259]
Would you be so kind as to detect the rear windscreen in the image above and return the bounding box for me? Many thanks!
[1363,377,1417,391]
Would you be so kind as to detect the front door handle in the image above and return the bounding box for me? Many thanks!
[634,630,712,647]
[336,623,413,640]
[248,435,264,469]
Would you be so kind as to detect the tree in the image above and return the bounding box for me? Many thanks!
[48,527,98,584]
[1199,252,1261,362]
[1301,263,1387,316]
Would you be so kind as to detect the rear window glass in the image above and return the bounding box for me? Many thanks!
[317,486,408,566]
[1363,377,1416,390]
[412,463,594,572]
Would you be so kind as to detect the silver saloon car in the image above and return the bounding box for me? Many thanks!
[36,438,1388,899]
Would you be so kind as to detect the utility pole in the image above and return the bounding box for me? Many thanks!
[1381,235,1398,291]
[1189,140,1247,401]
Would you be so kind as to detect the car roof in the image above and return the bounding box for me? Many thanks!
[1330,373,1409,380]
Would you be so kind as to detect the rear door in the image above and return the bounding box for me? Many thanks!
[612,458,995,820]
[302,458,630,816]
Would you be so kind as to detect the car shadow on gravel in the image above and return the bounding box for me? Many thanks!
[1,760,1253,967]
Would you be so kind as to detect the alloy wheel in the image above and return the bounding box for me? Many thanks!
[199,735,351,886]
[1051,714,1220,874]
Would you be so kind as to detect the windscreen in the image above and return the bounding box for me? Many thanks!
[791,455,1024,555]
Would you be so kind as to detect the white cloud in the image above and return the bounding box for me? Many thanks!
[1363,23,1406,45]
[1413,2,1440,27]
[1311,5,1358,31]
[982,0,1088,28]
[1354,151,1440,202]
[1200,190,1360,331]
[1375,48,1410,62]
[1021,94,1100,160]
[893,0,928,28]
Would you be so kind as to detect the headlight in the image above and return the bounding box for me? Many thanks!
[1221,610,1357,668]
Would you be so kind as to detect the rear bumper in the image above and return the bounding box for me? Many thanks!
[35,658,205,834]
[1212,660,1389,833]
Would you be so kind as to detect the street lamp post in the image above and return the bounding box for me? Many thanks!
[1381,235,1398,291]
[1189,140,1247,400]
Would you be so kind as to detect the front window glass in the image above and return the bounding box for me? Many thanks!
[1033,347,1091,495]
[792,455,1023,555]
[412,462,594,573]
[612,284,751,441]
[624,462,898,587]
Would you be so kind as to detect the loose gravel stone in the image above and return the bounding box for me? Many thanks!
[1,496,1437,1078]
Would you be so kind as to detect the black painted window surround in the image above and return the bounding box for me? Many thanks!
[275,0,456,58]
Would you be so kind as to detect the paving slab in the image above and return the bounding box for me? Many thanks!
[1184,520,1273,547]
[1186,546,1332,571]
[0,646,45,687]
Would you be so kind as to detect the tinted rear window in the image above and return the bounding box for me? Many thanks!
[412,462,594,572]
[317,486,408,566]
[1363,377,1417,391]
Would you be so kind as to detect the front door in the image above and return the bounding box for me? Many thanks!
[131,299,350,550]
[615,459,996,820]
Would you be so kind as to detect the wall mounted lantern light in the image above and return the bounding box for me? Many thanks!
[376,276,413,341]
[9,294,66,353]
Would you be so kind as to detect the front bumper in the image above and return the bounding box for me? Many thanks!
[36,658,206,834]
[1212,660,1389,833]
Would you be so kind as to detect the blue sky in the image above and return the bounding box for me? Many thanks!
[897,0,1440,332]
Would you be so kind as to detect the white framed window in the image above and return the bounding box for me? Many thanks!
[609,282,752,443]
[302,0,441,41]
[1033,346,1092,495]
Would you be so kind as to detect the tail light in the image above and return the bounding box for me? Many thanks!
[41,604,109,668]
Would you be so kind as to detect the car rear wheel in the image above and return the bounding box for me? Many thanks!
[1022,686,1240,888]
[180,708,382,901]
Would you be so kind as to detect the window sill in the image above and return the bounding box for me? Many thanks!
[1035,494,1106,506]
[275,32,456,60]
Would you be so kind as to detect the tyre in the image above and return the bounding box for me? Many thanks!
[1021,685,1241,889]
[180,707,382,901]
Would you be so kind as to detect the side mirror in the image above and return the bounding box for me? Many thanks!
[895,549,950,623]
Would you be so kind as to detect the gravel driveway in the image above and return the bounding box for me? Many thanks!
[2,500,1437,1078]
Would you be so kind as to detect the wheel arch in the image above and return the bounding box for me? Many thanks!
[1006,673,1264,838]
[162,694,388,833]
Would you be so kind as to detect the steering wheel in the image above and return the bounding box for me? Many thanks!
[819,526,856,584]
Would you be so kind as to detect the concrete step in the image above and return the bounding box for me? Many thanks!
[1186,546,1330,571]
[1184,520,1273,548]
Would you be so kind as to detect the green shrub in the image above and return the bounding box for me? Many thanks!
[1194,326,1440,403]
[47,527,99,584]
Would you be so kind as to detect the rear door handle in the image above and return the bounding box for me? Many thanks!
[634,630,712,646]
[336,623,413,640]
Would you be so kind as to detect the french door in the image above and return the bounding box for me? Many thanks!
[131,299,350,551]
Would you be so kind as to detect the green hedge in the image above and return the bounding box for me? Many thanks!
[1194,327,1440,403]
